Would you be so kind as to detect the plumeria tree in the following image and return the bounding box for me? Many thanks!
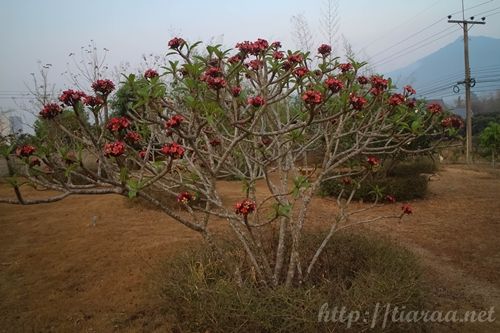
[1,38,463,287]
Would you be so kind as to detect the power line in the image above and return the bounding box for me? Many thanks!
[363,0,495,61]
[372,26,461,68]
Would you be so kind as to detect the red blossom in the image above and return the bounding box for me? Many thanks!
[325,76,344,93]
[271,41,282,49]
[201,67,226,89]
[235,38,268,55]
[177,191,194,204]
[138,149,152,160]
[247,96,266,107]
[302,90,323,105]
[349,93,367,111]
[106,117,130,132]
[385,195,396,203]
[83,95,104,107]
[273,51,284,60]
[161,142,185,159]
[124,131,142,144]
[441,116,463,129]
[205,76,227,89]
[293,66,309,78]
[91,79,115,96]
[234,198,256,216]
[401,204,413,215]
[339,63,353,73]
[404,85,416,95]
[287,53,303,64]
[104,141,126,157]
[370,76,389,96]
[144,69,159,79]
[357,76,368,85]
[248,59,263,70]
[16,145,36,158]
[59,89,87,106]
[318,44,332,56]
[231,86,242,97]
[388,93,405,106]
[168,37,185,49]
[39,103,62,119]
[427,103,443,114]
[165,114,184,129]
[228,55,242,64]
[406,98,417,108]
[367,156,380,166]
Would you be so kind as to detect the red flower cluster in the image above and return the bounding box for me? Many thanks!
[39,103,62,119]
[325,76,344,93]
[228,54,242,64]
[234,198,256,216]
[168,37,185,49]
[302,90,323,105]
[106,117,130,132]
[357,76,368,85]
[349,93,367,110]
[16,145,36,157]
[293,66,309,78]
[288,53,303,64]
[385,195,396,203]
[138,149,151,160]
[144,69,159,79]
[248,59,263,70]
[404,85,416,95]
[231,86,242,97]
[318,44,332,56]
[370,76,389,96]
[201,67,226,90]
[124,131,142,143]
[83,95,104,107]
[427,103,442,114]
[271,41,282,49]
[235,38,268,55]
[441,116,463,129]
[161,142,185,159]
[367,156,380,166]
[165,114,184,128]
[401,204,412,215]
[273,51,284,60]
[59,89,87,106]
[388,93,405,106]
[406,98,417,108]
[177,192,193,204]
[248,96,265,108]
[104,141,126,157]
[339,63,353,73]
[92,79,115,96]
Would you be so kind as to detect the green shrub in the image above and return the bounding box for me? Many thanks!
[319,175,428,202]
[386,157,438,177]
[155,232,427,332]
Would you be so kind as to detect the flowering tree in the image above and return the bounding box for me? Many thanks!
[1,38,462,287]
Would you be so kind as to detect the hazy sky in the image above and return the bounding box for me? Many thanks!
[1,0,500,119]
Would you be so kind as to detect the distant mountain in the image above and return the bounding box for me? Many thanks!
[386,36,500,104]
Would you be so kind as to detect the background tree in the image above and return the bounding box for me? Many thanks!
[480,121,500,167]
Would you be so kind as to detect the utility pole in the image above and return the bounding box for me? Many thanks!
[448,3,485,164]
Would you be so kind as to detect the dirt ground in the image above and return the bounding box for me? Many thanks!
[0,164,499,332]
